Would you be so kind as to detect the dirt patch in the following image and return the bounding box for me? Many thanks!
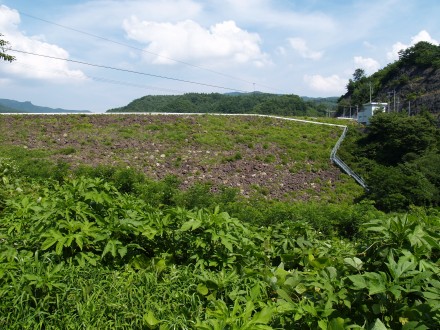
[0,114,346,201]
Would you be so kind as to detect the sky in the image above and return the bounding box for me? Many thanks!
[0,0,439,112]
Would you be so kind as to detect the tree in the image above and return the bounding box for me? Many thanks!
[352,68,366,82]
[361,112,437,165]
[398,41,440,68]
[0,33,15,62]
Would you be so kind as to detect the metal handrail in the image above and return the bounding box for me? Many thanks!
[330,126,368,190]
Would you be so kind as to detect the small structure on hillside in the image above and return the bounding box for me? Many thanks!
[357,102,388,125]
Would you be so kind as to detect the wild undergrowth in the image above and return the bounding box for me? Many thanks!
[1,159,439,329]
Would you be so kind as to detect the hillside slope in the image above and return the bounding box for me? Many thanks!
[0,103,23,113]
[338,41,440,115]
[0,114,362,203]
[107,92,336,117]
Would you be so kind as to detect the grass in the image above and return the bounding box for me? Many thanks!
[0,114,361,202]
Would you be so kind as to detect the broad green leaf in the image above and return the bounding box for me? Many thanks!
[370,318,388,330]
[197,283,209,296]
[302,303,317,316]
[328,317,345,330]
[348,274,367,289]
[143,310,160,328]
[275,299,295,313]
[102,239,122,258]
[364,272,387,295]
[180,219,202,231]
[344,257,363,271]
[142,226,158,240]
[276,289,293,303]
[220,236,233,252]
[252,307,273,324]
[118,245,127,258]
[295,283,307,295]
[308,254,329,269]
[41,237,58,251]
[55,236,67,255]
[318,319,327,330]
[283,276,301,289]
[23,274,40,282]
[75,235,84,250]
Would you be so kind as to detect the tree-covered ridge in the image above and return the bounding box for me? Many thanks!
[0,99,91,113]
[338,41,440,115]
[339,111,440,211]
[0,103,22,113]
[107,92,337,117]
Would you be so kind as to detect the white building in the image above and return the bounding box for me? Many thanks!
[357,102,387,125]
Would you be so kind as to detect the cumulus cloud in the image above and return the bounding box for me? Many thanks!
[288,38,323,60]
[387,30,439,61]
[0,5,86,81]
[304,74,346,94]
[122,17,270,66]
[353,56,380,74]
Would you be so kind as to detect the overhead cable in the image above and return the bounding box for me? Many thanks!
[10,48,250,93]
[18,10,287,94]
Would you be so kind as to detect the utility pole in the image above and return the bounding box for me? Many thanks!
[369,81,372,103]
[393,90,396,112]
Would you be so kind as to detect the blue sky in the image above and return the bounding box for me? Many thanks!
[0,0,439,112]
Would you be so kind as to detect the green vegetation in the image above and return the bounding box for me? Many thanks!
[339,112,440,212]
[338,41,440,115]
[0,33,15,62]
[1,156,439,329]
[1,112,439,328]
[108,92,337,117]
[0,114,357,202]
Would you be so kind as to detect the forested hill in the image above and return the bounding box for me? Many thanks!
[0,103,22,113]
[338,41,440,116]
[107,92,337,117]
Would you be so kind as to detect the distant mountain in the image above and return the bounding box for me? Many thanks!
[0,99,91,113]
[338,41,440,116]
[0,103,23,113]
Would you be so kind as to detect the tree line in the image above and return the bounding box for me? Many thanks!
[108,92,338,117]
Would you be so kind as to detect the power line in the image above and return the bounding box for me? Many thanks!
[89,76,184,94]
[2,59,185,93]
[10,48,250,93]
[18,10,285,93]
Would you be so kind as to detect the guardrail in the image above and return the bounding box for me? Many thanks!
[330,126,368,189]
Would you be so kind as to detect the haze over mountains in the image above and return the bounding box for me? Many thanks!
[0,99,91,114]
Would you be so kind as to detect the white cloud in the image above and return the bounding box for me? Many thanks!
[353,56,380,74]
[288,37,323,60]
[304,74,346,94]
[0,5,86,81]
[123,17,270,66]
[387,30,439,61]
